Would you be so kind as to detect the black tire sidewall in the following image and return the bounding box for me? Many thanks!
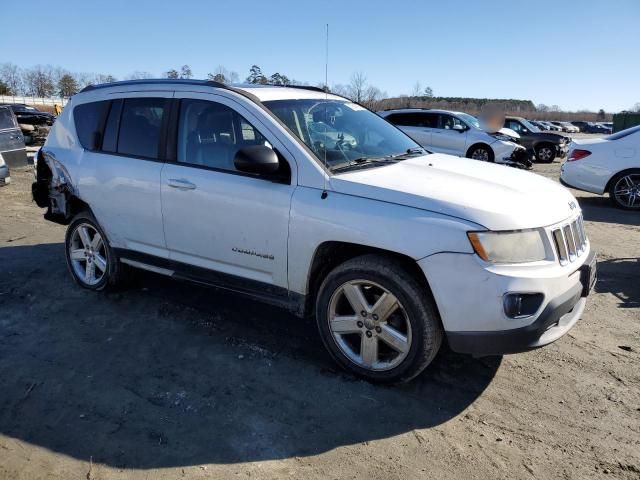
[315,256,442,383]
[535,144,556,163]
[64,212,115,291]
[609,169,640,210]
[468,145,494,163]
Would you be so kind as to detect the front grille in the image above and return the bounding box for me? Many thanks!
[551,215,587,264]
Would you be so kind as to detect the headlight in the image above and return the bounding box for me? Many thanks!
[467,229,548,264]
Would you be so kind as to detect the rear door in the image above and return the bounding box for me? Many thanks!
[385,112,436,148]
[75,93,171,258]
[0,107,28,167]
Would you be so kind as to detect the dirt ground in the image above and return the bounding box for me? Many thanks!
[0,153,638,479]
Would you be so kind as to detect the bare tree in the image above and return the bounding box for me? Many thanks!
[208,66,239,84]
[180,65,193,79]
[424,86,433,98]
[347,72,367,103]
[0,63,23,95]
[631,102,640,113]
[23,65,56,97]
[411,81,422,98]
[126,71,154,80]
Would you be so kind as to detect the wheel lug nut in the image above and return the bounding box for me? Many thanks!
[375,326,382,333]
[361,311,367,317]
[365,331,373,338]
[357,321,363,328]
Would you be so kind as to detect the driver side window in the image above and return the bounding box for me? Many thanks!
[177,99,269,172]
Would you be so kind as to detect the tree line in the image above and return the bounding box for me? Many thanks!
[0,62,634,118]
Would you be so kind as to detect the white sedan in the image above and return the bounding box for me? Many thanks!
[560,125,640,209]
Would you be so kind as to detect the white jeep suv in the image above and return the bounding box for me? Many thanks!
[33,80,596,383]
[378,108,526,165]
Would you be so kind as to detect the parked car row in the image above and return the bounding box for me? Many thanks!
[533,119,612,134]
[379,108,570,164]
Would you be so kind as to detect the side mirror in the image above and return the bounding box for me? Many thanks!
[234,145,280,174]
[452,124,466,132]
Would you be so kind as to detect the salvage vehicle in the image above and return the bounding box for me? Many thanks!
[504,116,570,162]
[33,79,596,383]
[1,103,55,145]
[0,153,9,186]
[0,105,27,174]
[561,125,640,209]
[379,108,529,167]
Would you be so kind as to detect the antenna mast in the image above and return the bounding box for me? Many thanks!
[322,23,329,199]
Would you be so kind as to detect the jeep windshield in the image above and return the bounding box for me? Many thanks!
[263,99,425,172]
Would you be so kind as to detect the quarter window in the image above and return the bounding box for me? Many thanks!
[177,99,269,172]
[74,101,110,150]
[117,98,168,159]
[0,108,16,130]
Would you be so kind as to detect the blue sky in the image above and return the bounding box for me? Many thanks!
[4,0,639,111]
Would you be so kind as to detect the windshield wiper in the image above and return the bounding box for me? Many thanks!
[331,157,397,173]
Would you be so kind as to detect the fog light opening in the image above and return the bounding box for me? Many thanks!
[503,293,544,319]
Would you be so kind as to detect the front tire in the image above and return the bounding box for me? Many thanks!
[608,170,640,210]
[466,144,494,163]
[315,255,443,383]
[65,211,126,290]
[535,143,556,163]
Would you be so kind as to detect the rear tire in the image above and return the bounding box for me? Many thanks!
[535,143,556,163]
[608,169,640,210]
[65,211,128,291]
[315,254,443,383]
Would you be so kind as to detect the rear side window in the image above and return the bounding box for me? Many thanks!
[0,107,16,130]
[385,112,437,128]
[117,98,168,159]
[74,101,110,150]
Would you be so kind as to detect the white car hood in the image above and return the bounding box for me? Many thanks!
[330,154,578,230]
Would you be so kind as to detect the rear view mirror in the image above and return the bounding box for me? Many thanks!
[234,145,280,174]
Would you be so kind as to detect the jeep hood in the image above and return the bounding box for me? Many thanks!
[330,154,578,230]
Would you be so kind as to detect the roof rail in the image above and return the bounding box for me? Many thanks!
[79,78,227,93]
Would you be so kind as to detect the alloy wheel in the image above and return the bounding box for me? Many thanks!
[327,280,412,371]
[69,223,108,285]
[537,147,554,161]
[471,148,489,161]
[614,174,640,209]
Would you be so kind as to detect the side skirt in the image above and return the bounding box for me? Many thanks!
[114,248,306,317]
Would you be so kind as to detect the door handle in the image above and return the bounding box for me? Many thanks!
[167,179,196,190]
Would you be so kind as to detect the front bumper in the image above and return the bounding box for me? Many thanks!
[556,143,569,158]
[419,246,595,357]
[0,165,10,186]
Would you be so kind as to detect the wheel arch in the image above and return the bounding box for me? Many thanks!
[605,167,640,195]
[465,142,494,160]
[304,241,435,318]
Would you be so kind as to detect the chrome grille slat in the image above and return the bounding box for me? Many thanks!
[551,214,587,265]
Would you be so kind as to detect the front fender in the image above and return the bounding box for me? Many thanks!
[287,186,478,294]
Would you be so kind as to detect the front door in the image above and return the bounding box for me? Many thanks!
[430,114,469,156]
[160,94,295,290]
